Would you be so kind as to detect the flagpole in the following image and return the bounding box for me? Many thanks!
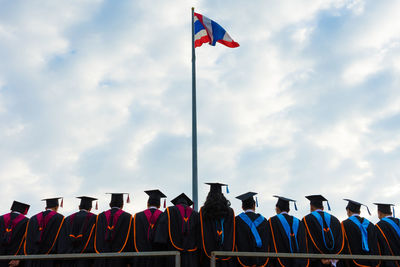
[191,7,199,211]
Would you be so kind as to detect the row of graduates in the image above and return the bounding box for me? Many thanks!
[1,183,400,267]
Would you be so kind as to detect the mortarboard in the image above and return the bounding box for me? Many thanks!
[344,199,371,215]
[10,201,30,215]
[274,195,297,211]
[305,195,330,210]
[374,203,395,216]
[41,197,63,209]
[205,182,229,194]
[171,193,194,206]
[77,196,98,210]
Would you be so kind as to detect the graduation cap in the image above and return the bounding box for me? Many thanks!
[205,182,229,194]
[273,195,297,211]
[106,193,130,207]
[145,189,167,208]
[374,203,395,216]
[10,201,30,215]
[305,195,330,210]
[344,199,371,215]
[171,193,194,206]
[42,197,63,209]
[77,196,98,210]
[236,192,258,207]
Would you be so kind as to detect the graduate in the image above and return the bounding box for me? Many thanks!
[94,193,133,267]
[24,197,65,267]
[154,193,200,267]
[341,199,380,267]
[374,203,400,267]
[268,196,303,267]
[58,196,98,267]
[132,189,166,267]
[0,201,30,267]
[300,195,344,267]
[199,183,235,267]
[235,192,269,267]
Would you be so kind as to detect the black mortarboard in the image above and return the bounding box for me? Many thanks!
[145,189,167,208]
[41,197,63,209]
[344,199,370,215]
[77,196,98,210]
[106,193,130,206]
[205,182,229,194]
[171,193,194,206]
[10,201,30,215]
[374,203,395,216]
[274,195,297,211]
[305,195,330,210]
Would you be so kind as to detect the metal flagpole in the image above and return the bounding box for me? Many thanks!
[191,7,198,211]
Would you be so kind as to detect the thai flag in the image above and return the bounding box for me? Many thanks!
[194,13,239,48]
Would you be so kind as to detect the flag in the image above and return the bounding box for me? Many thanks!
[194,12,239,48]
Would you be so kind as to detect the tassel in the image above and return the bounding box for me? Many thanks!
[255,197,258,207]
[365,205,371,216]
[60,198,63,208]
[95,201,98,210]
[163,199,166,208]
[327,201,331,211]
[24,208,28,215]
[127,194,130,203]
[393,207,396,218]
[226,185,229,194]
[294,202,298,211]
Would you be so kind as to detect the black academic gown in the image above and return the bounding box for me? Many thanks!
[268,213,304,267]
[300,211,344,267]
[235,211,269,267]
[0,212,29,267]
[132,208,164,267]
[93,208,133,267]
[24,210,65,267]
[199,207,236,267]
[341,216,380,267]
[154,205,200,267]
[376,217,400,267]
[58,210,97,267]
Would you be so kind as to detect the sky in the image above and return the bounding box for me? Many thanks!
[1,0,400,222]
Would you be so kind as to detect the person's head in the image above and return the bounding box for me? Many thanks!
[145,189,166,209]
[374,203,394,220]
[306,195,328,212]
[10,201,30,215]
[236,192,257,212]
[274,196,296,214]
[108,193,128,209]
[344,199,368,218]
[42,197,62,212]
[78,196,97,212]
[202,191,231,220]
[171,193,193,207]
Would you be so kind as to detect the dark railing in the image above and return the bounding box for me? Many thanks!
[210,251,400,267]
[0,251,181,267]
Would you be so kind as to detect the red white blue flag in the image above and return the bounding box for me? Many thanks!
[194,13,239,48]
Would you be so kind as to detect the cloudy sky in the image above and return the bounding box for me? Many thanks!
[1,0,400,222]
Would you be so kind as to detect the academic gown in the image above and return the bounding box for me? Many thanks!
[375,217,400,267]
[93,208,133,267]
[24,210,65,267]
[300,211,344,267]
[0,212,29,267]
[235,211,269,267]
[199,207,236,267]
[154,205,200,267]
[341,216,380,267]
[268,213,304,267]
[132,208,164,267]
[58,210,97,267]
